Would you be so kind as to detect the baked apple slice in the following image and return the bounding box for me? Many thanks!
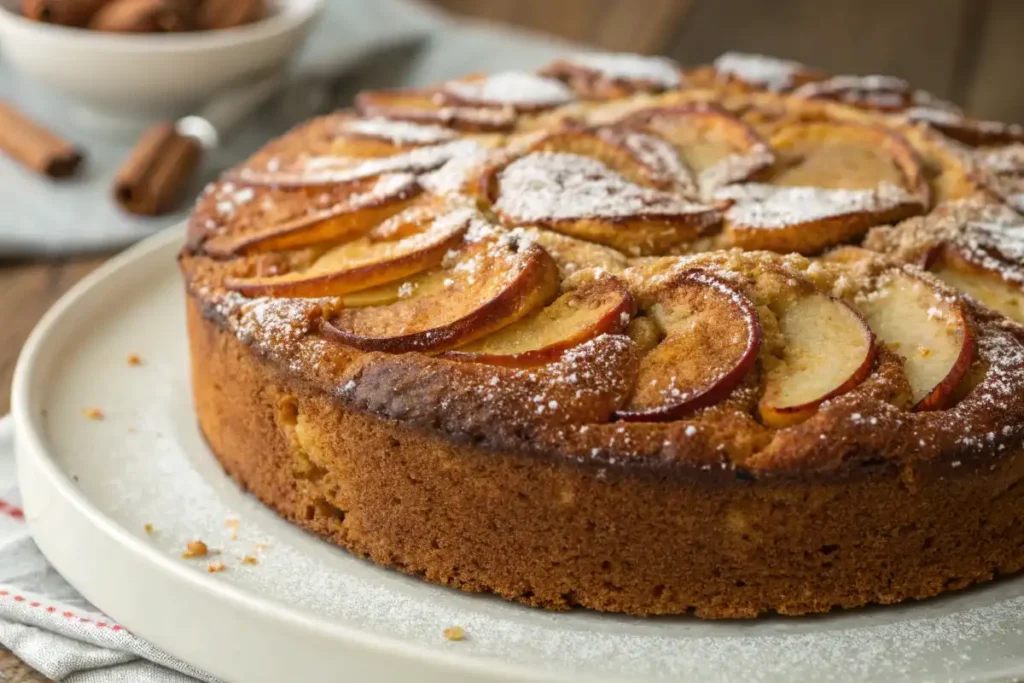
[791,74,960,114]
[441,276,634,367]
[905,108,1024,147]
[856,270,975,410]
[539,52,683,98]
[519,128,696,194]
[202,174,422,257]
[324,237,560,353]
[717,182,920,255]
[974,144,1024,214]
[708,52,823,92]
[768,121,928,198]
[619,103,774,198]
[925,240,1024,323]
[615,269,761,422]
[492,152,721,256]
[717,121,929,254]
[223,206,475,298]
[759,294,875,428]
[232,139,478,188]
[356,71,574,132]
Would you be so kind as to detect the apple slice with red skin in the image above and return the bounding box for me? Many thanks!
[615,269,761,422]
[223,206,475,298]
[324,238,560,353]
[922,242,1024,323]
[441,276,634,368]
[759,294,876,428]
[856,269,976,411]
[618,103,774,195]
[478,127,695,201]
[202,175,422,257]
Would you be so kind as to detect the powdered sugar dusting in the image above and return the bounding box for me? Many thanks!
[975,144,1024,214]
[697,146,775,200]
[712,52,806,91]
[602,128,698,196]
[495,152,715,221]
[419,146,498,196]
[444,72,575,108]
[791,75,911,109]
[976,144,1024,175]
[238,140,479,187]
[340,117,457,145]
[564,52,682,88]
[718,183,914,229]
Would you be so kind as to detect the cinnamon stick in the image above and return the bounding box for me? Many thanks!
[196,0,265,30]
[0,101,83,178]
[22,0,114,27]
[114,121,202,216]
[89,0,191,32]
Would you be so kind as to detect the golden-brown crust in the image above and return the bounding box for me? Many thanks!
[181,52,1024,617]
[189,299,1024,618]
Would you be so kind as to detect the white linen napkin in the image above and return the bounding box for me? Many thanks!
[0,416,218,682]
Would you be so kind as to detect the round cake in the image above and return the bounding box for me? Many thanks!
[180,51,1024,618]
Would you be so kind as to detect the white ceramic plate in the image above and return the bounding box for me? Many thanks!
[12,227,1024,683]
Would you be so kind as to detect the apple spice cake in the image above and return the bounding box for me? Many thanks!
[181,51,1024,618]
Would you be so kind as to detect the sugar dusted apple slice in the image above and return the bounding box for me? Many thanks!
[539,52,683,99]
[356,88,518,132]
[355,72,573,133]
[615,269,761,422]
[768,120,928,200]
[932,262,1024,323]
[493,152,720,256]
[336,117,458,150]
[440,71,575,112]
[791,74,960,114]
[759,294,875,428]
[768,121,926,195]
[717,182,921,255]
[223,206,475,298]
[856,270,975,411]
[974,144,1024,213]
[441,276,634,367]
[905,108,1024,147]
[202,174,422,257]
[233,139,479,188]
[524,128,696,193]
[519,227,629,276]
[709,52,823,92]
[619,103,774,198]
[324,237,560,353]
[925,239,1024,323]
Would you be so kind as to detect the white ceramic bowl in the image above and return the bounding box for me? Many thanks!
[0,0,323,131]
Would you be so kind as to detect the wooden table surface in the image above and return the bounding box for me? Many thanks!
[3,0,1023,678]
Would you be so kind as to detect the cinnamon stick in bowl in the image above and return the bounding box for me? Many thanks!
[0,100,83,178]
